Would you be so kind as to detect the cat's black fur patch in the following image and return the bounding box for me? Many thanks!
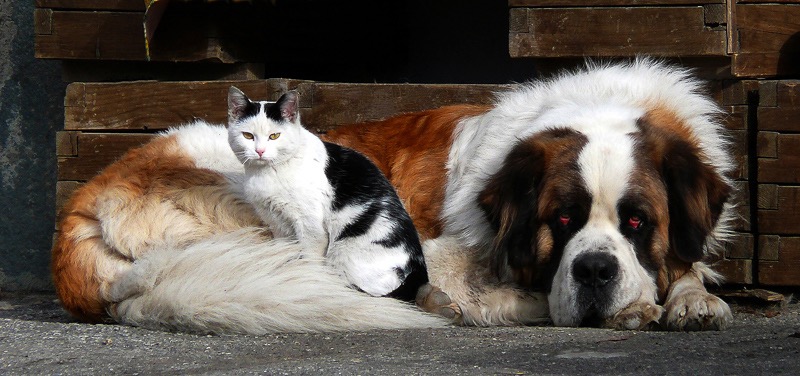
[323,141,429,301]
[241,100,263,120]
[265,101,283,123]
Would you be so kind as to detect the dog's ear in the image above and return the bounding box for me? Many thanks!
[640,119,732,263]
[479,139,546,278]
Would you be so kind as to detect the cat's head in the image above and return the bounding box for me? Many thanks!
[227,86,303,166]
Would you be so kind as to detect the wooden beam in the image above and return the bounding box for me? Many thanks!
[731,4,800,77]
[508,0,722,7]
[58,133,156,181]
[35,0,145,11]
[64,80,269,131]
[509,7,727,58]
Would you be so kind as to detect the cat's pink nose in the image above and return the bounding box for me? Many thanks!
[256,148,266,157]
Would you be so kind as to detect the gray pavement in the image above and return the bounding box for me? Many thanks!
[1,293,799,375]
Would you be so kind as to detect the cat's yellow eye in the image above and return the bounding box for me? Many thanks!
[242,132,254,140]
[269,133,281,140]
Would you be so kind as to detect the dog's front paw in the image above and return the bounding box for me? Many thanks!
[663,291,732,331]
[416,284,462,324]
[605,301,664,330]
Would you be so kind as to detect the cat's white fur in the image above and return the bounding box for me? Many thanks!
[226,89,415,297]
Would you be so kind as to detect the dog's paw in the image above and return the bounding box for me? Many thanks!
[605,301,665,331]
[416,284,462,324]
[663,290,732,331]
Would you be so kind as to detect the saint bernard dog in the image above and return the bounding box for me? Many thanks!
[53,59,734,334]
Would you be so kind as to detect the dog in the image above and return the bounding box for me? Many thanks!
[53,59,734,332]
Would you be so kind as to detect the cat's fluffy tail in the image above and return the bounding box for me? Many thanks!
[107,229,447,334]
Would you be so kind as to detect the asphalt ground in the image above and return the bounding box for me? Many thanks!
[1,292,799,375]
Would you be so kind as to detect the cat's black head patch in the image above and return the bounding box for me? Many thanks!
[228,86,262,125]
[266,91,299,123]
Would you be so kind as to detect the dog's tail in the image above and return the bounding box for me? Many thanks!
[107,229,447,334]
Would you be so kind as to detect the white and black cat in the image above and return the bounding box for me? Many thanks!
[226,87,428,301]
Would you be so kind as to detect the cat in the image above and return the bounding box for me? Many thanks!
[226,87,428,301]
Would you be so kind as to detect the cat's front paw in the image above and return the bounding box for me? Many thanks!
[416,284,462,323]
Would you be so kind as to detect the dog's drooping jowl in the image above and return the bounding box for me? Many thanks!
[54,59,734,333]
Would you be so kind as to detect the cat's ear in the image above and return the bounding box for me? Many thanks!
[227,86,250,126]
[275,91,299,124]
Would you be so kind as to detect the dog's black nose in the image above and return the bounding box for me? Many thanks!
[572,253,618,288]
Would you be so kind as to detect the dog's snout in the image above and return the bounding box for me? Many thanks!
[572,253,618,288]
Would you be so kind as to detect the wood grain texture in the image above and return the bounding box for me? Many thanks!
[64,80,507,133]
[35,11,147,61]
[758,186,800,233]
[34,6,267,62]
[58,133,156,181]
[302,83,507,133]
[712,258,753,284]
[56,131,78,157]
[64,80,268,131]
[508,0,721,6]
[759,135,800,183]
[509,7,727,58]
[36,0,145,11]
[758,81,800,132]
[57,133,153,181]
[732,4,800,77]
[758,237,800,286]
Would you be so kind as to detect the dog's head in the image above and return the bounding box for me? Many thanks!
[478,110,731,327]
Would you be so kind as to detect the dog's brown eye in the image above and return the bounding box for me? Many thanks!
[242,132,254,140]
[628,216,642,229]
[559,213,571,226]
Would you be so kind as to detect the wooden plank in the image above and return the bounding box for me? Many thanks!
[758,186,800,234]
[34,8,266,62]
[64,80,268,131]
[58,133,156,181]
[757,82,800,132]
[758,184,778,210]
[736,4,800,53]
[732,4,800,77]
[757,131,779,159]
[35,11,146,61]
[759,234,780,261]
[721,80,760,106]
[56,131,78,156]
[303,83,506,133]
[758,134,800,183]
[758,237,800,286]
[712,258,753,284]
[509,7,727,58]
[33,9,53,35]
[736,1,800,5]
[704,3,727,25]
[63,80,506,133]
[35,0,145,11]
[723,105,747,130]
[727,233,754,259]
[508,0,721,6]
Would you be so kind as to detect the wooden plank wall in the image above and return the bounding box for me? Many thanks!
[756,81,800,285]
[731,1,800,77]
[34,0,268,63]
